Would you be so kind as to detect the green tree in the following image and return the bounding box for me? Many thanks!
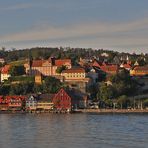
[0,85,10,95]
[9,84,24,95]
[43,76,62,93]
[56,65,67,74]
[9,65,25,76]
[87,83,99,100]
[9,82,34,95]
[97,83,115,107]
[109,69,138,96]
[117,95,129,109]
[33,84,43,94]
[143,99,148,108]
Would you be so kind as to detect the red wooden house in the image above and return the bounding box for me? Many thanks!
[0,96,26,111]
[52,88,87,111]
[7,96,21,110]
[0,96,9,111]
[52,88,71,111]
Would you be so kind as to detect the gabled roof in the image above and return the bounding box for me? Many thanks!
[55,59,71,66]
[134,61,139,66]
[122,64,131,69]
[92,60,103,67]
[31,60,46,67]
[25,58,71,67]
[53,88,87,103]
[27,95,37,101]
[1,65,10,74]
[99,65,118,72]
[62,67,85,73]
[120,62,132,69]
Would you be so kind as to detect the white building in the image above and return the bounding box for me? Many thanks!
[26,96,37,110]
[1,65,11,82]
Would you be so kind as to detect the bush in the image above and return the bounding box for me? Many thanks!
[9,76,34,82]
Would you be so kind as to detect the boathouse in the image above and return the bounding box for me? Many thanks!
[52,88,88,111]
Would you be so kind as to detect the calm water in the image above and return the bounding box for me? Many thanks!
[0,113,148,148]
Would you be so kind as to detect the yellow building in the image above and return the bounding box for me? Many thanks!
[36,94,54,110]
[61,67,91,93]
[61,68,86,80]
[35,74,42,84]
[130,66,148,76]
[36,102,54,110]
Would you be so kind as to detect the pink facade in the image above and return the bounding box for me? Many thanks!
[24,58,72,76]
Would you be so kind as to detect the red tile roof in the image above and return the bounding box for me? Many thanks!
[100,65,118,73]
[4,96,26,100]
[25,59,71,67]
[127,61,132,65]
[1,65,10,74]
[92,60,116,67]
[133,65,148,71]
[55,59,71,66]
[92,60,103,67]
[122,64,131,69]
[62,68,85,73]
[92,60,118,73]
[31,60,46,67]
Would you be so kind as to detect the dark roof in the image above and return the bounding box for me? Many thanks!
[38,94,55,102]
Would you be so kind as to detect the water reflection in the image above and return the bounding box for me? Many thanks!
[0,114,148,148]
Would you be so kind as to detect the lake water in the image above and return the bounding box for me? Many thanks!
[0,113,148,148]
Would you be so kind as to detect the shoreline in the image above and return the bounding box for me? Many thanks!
[0,109,148,114]
[77,109,148,114]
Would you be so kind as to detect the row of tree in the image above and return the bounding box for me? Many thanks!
[1,47,148,66]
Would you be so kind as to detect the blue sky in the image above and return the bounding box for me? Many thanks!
[0,0,148,53]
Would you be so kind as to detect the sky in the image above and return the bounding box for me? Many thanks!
[0,0,148,53]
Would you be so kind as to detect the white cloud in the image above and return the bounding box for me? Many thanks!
[0,17,148,52]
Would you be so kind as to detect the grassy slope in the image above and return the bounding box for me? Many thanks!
[9,60,27,66]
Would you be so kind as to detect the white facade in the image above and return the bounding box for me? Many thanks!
[1,73,11,82]
[26,96,37,110]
